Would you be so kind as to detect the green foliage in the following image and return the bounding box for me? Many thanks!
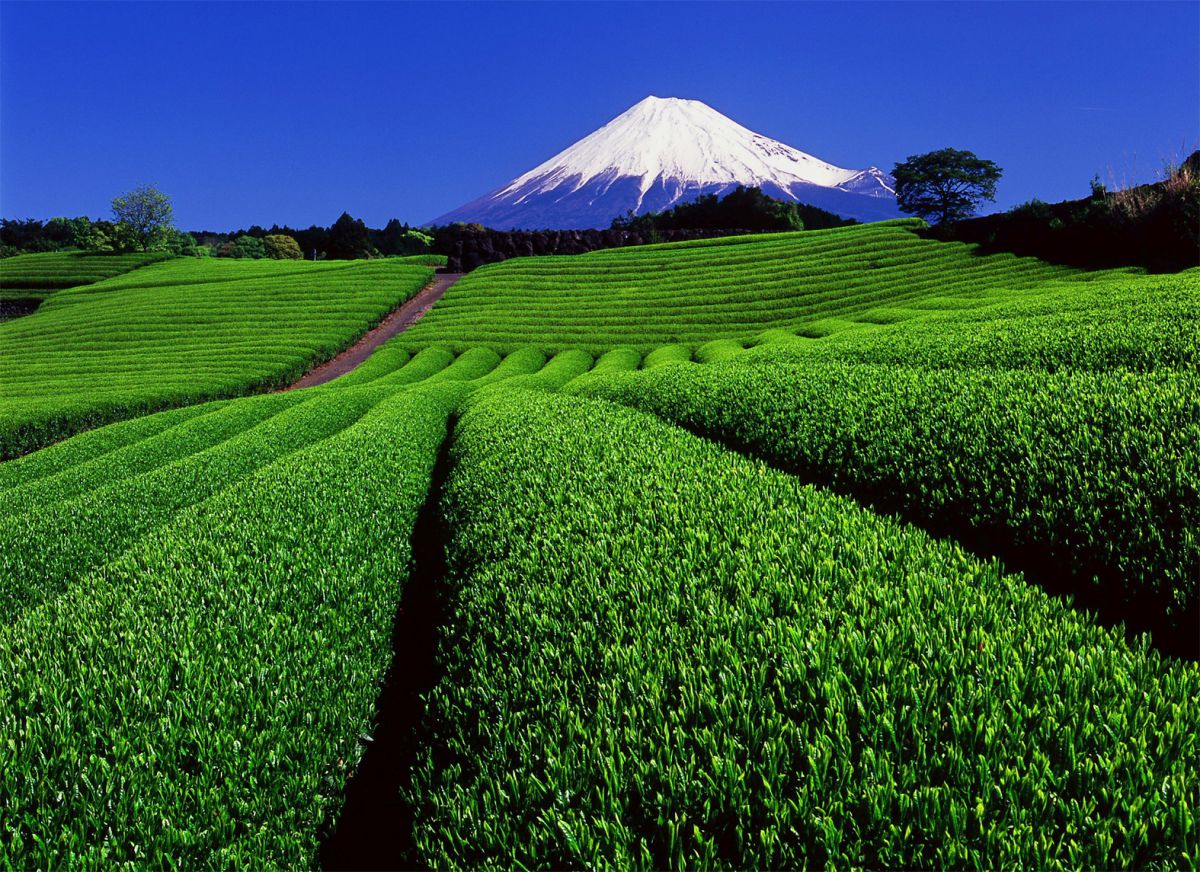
[413,388,1200,869]
[263,233,303,260]
[0,258,434,457]
[375,219,433,256]
[392,252,448,266]
[0,216,1196,869]
[162,229,201,256]
[893,148,1003,225]
[111,183,175,251]
[234,234,267,259]
[571,360,1199,651]
[328,211,373,259]
[0,250,171,303]
[612,185,848,233]
[395,219,1165,354]
[0,381,470,867]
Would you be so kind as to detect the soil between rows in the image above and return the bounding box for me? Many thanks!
[285,273,462,390]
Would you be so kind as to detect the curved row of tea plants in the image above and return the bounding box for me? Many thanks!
[396,219,1143,354]
[569,359,1200,654]
[750,269,1198,373]
[0,250,171,303]
[413,388,1200,870]
[0,257,435,458]
[0,343,569,866]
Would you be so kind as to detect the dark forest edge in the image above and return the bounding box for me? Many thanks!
[929,151,1200,273]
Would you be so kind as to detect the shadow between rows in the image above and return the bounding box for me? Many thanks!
[606,406,1197,662]
[318,434,456,871]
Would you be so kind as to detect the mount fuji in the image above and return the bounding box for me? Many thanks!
[433,96,901,229]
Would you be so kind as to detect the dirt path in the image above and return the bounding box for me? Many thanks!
[285,273,462,390]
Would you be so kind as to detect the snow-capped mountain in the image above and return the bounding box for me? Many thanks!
[433,96,900,229]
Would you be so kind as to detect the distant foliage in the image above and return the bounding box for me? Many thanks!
[612,185,855,233]
[111,184,175,251]
[264,234,303,260]
[374,219,433,256]
[327,212,373,260]
[1,216,120,257]
[892,148,1002,225]
[4,213,433,261]
[235,235,266,259]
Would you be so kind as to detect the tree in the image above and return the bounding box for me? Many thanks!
[264,234,303,259]
[234,235,266,259]
[161,229,201,256]
[892,148,1002,225]
[327,211,372,259]
[111,184,174,250]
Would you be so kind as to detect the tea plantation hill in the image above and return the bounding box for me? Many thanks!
[0,220,1196,869]
[0,256,436,457]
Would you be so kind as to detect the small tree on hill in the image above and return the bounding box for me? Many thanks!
[111,184,175,250]
[892,148,1002,225]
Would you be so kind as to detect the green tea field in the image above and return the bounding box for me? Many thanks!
[0,249,171,304]
[0,256,435,457]
[0,222,1196,868]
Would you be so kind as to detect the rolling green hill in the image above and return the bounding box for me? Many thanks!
[0,257,434,457]
[394,218,1157,354]
[0,249,171,305]
[0,222,1196,868]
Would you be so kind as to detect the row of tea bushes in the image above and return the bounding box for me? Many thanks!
[412,389,1200,869]
[569,359,1199,653]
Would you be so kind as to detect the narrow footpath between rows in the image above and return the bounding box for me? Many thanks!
[285,273,462,390]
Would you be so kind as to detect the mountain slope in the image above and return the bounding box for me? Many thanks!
[433,96,901,229]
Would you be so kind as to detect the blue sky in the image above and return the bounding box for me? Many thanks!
[2,1,1196,230]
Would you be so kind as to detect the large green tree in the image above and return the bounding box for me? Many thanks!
[111,184,174,251]
[892,148,1002,225]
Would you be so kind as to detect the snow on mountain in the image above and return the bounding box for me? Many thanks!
[433,96,901,229]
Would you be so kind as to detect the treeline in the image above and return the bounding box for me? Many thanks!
[0,217,199,259]
[937,151,1200,273]
[612,185,856,234]
[435,225,775,273]
[192,213,432,260]
[0,212,433,261]
[436,187,856,271]
[3,188,855,264]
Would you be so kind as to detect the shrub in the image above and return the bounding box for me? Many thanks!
[264,234,303,260]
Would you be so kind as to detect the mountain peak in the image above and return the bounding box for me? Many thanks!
[433,97,900,228]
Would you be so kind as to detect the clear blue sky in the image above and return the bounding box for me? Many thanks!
[2,1,1196,230]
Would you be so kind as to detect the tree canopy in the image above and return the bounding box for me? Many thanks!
[327,212,372,259]
[264,234,303,259]
[111,184,175,251]
[892,149,1002,225]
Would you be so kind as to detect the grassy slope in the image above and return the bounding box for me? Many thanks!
[0,250,172,303]
[392,219,1154,354]
[0,257,434,458]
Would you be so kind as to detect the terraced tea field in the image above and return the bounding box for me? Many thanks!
[395,219,1142,353]
[0,257,435,457]
[1,222,1196,868]
[0,250,171,305]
